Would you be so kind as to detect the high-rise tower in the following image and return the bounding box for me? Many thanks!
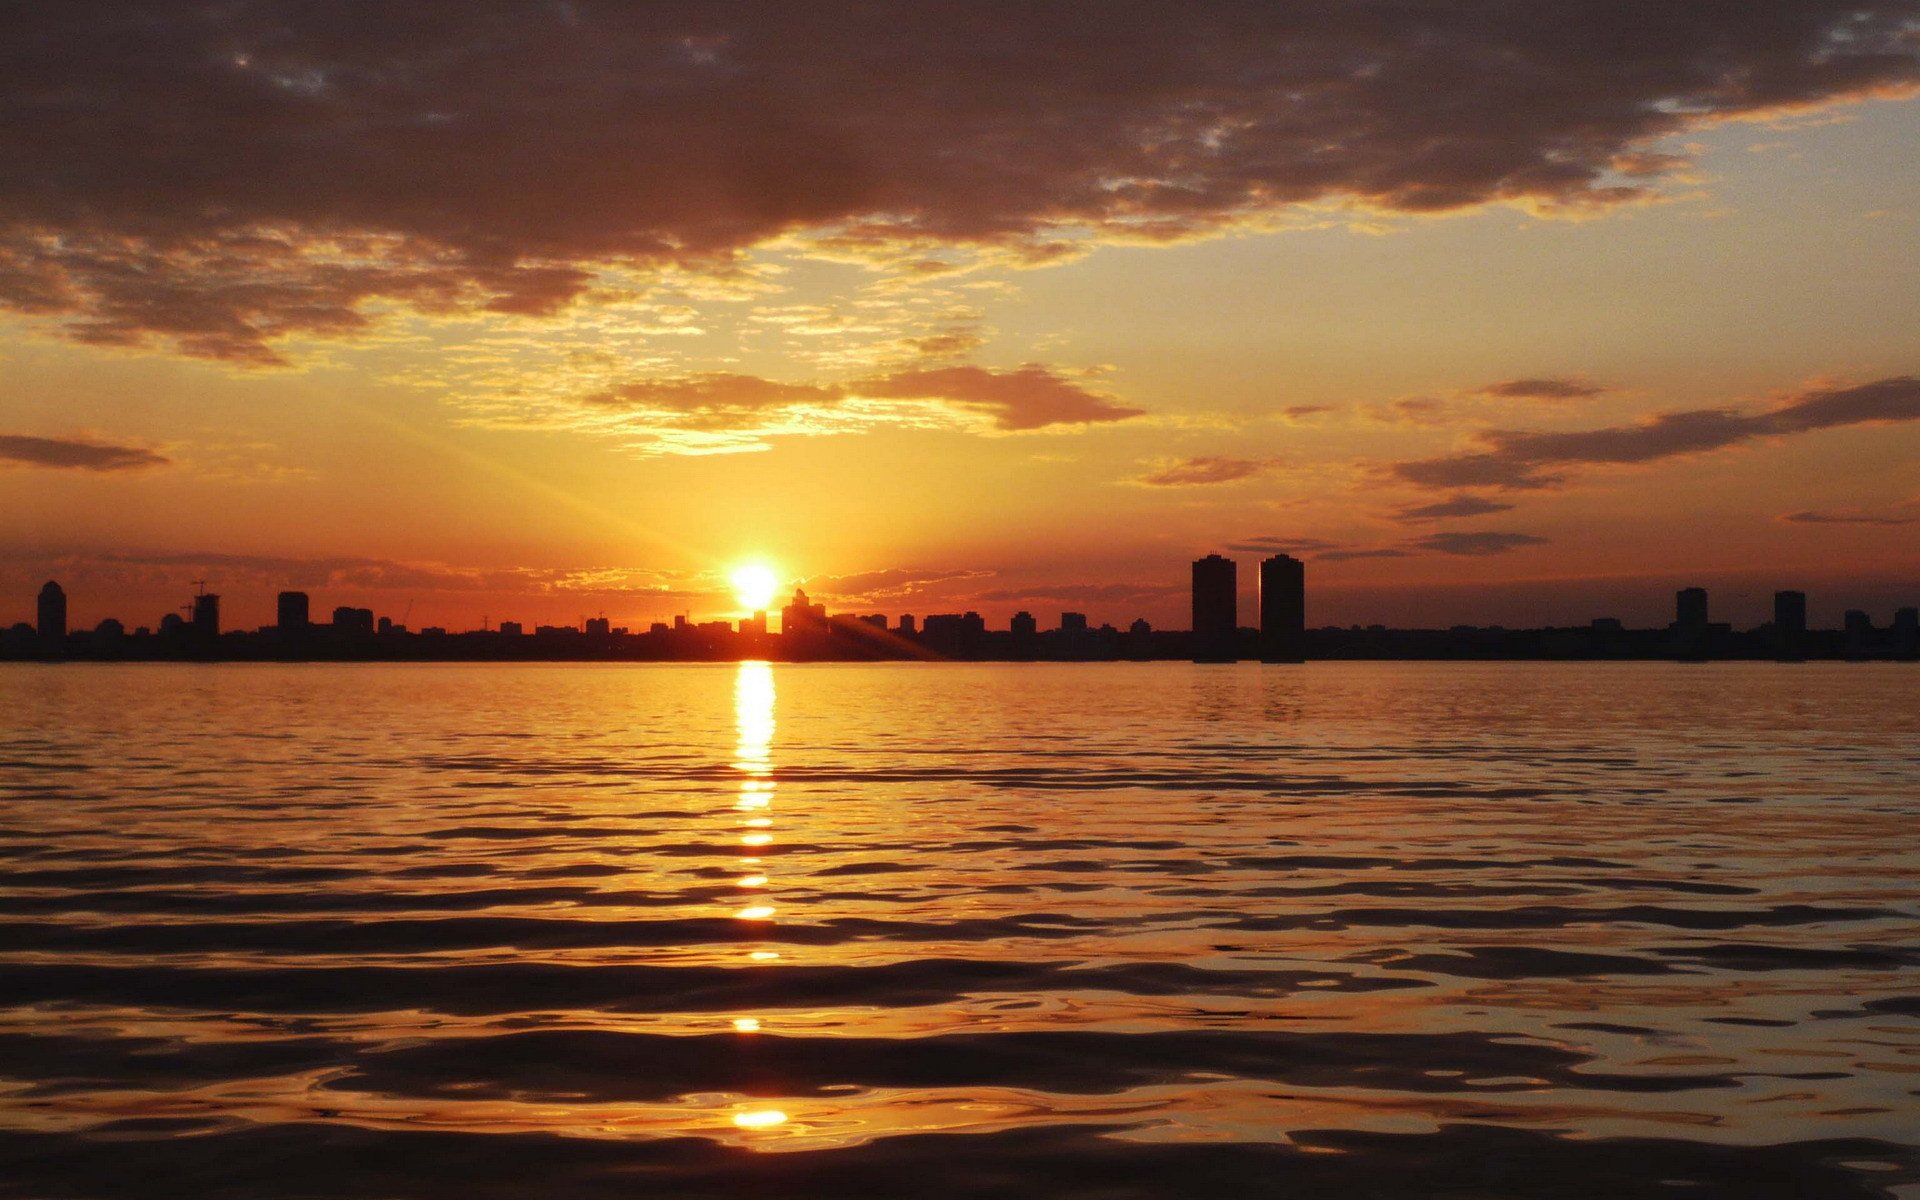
[1191,554,1237,662]
[1259,554,1305,662]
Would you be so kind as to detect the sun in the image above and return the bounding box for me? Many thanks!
[730,562,780,612]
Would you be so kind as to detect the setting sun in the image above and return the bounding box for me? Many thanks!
[730,563,779,612]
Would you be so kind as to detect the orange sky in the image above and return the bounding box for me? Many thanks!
[3,5,1918,633]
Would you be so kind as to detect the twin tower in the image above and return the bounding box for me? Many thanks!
[1192,553,1305,664]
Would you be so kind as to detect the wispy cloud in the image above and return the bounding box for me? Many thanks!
[1392,376,1920,490]
[1781,508,1915,526]
[1134,456,1279,487]
[581,364,1142,453]
[0,434,168,472]
[1474,377,1611,401]
[1395,495,1517,522]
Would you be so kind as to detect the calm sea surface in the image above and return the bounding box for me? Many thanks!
[1,661,1917,1199]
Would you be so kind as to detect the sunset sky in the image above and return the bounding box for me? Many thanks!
[5,3,1919,633]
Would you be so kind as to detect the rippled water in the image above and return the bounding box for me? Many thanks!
[2,661,1917,1198]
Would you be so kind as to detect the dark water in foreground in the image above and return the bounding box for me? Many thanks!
[1,661,1917,1199]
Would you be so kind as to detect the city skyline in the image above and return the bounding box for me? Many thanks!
[5,7,1920,635]
[13,555,1915,664]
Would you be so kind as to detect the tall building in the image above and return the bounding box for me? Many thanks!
[1059,611,1088,634]
[191,592,220,638]
[1675,587,1708,630]
[36,581,66,646]
[277,590,310,632]
[782,588,826,630]
[1772,590,1806,636]
[585,616,611,635]
[1010,611,1037,639]
[1259,554,1306,663]
[1191,554,1238,662]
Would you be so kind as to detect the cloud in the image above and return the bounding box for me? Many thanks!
[1278,404,1335,423]
[1135,456,1278,487]
[1392,376,1920,490]
[1408,531,1550,556]
[1396,495,1517,522]
[5,5,1918,360]
[803,567,995,603]
[1364,396,1450,425]
[1781,509,1916,526]
[1225,536,1342,554]
[1318,548,1415,561]
[585,363,1141,451]
[0,434,168,471]
[1476,377,1610,401]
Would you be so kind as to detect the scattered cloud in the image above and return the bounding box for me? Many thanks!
[1392,376,1920,490]
[1318,548,1415,561]
[583,363,1142,452]
[5,5,1918,360]
[1395,495,1517,522]
[803,567,996,603]
[1225,536,1342,554]
[1135,456,1279,487]
[1278,404,1335,424]
[1408,531,1551,556]
[0,434,168,472]
[1364,396,1449,425]
[1781,509,1915,526]
[1475,377,1611,401]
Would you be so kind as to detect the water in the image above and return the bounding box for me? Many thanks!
[1,661,1917,1199]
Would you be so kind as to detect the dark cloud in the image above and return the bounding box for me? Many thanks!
[1136,456,1277,487]
[5,4,1918,360]
[1393,376,1920,490]
[1225,536,1343,554]
[1781,509,1915,526]
[1408,531,1550,556]
[1318,548,1415,561]
[0,434,168,471]
[804,567,994,601]
[1476,377,1610,400]
[1396,495,1517,521]
[588,364,1141,438]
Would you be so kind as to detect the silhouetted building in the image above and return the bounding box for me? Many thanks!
[1773,590,1806,636]
[1191,554,1237,662]
[898,614,916,635]
[1259,554,1305,663]
[191,592,220,638]
[36,581,66,647]
[1059,611,1088,634]
[1011,611,1038,639]
[1675,587,1708,630]
[781,588,827,640]
[377,616,395,636]
[1894,607,1918,659]
[332,606,374,636]
[1844,609,1874,658]
[739,611,767,637]
[585,617,611,636]
[498,621,524,636]
[277,591,310,633]
[1772,589,1806,658]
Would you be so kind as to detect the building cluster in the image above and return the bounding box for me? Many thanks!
[4,564,1917,663]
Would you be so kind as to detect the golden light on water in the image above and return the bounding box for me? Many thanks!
[732,1109,788,1129]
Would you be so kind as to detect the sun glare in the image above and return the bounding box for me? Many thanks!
[730,562,779,612]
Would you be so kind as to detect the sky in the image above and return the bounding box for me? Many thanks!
[4,2,1919,634]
